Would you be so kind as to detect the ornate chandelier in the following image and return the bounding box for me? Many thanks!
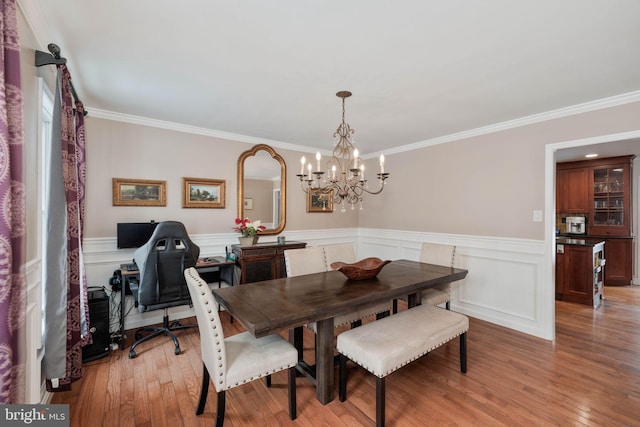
[297,91,389,213]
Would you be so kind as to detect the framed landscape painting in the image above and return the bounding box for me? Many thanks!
[307,189,333,212]
[112,178,166,206]
[182,177,226,208]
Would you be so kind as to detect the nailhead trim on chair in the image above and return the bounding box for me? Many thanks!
[187,267,298,390]
[198,276,296,390]
[192,276,229,388]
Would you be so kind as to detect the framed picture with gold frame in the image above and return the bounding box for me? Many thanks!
[112,178,166,207]
[182,177,226,208]
[307,189,333,212]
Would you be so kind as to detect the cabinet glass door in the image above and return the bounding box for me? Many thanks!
[592,167,624,226]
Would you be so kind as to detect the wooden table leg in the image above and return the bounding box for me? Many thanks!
[315,318,334,404]
[407,291,422,308]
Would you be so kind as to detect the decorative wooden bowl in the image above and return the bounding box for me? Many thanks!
[330,257,392,280]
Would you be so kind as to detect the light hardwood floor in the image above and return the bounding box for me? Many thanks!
[51,286,640,426]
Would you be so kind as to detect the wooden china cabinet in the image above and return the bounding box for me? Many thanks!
[556,166,589,213]
[588,158,632,237]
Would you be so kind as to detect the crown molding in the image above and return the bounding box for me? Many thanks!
[88,107,311,153]
[90,90,640,159]
[376,90,640,157]
[18,1,640,158]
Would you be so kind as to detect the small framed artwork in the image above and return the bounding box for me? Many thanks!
[112,178,166,207]
[307,189,333,212]
[244,198,253,210]
[182,177,226,208]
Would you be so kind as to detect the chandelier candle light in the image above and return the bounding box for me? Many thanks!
[297,91,389,212]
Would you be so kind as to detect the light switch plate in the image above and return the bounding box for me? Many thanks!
[533,210,543,222]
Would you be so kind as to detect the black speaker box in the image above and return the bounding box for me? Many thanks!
[82,288,110,362]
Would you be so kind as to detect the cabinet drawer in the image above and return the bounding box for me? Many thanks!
[235,248,277,259]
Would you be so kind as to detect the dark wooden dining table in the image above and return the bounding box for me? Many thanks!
[212,258,468,404]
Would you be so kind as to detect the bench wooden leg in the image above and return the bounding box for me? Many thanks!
[460,332,467,373]
[376,376,385,427]
[339,354,347,402]
[288,366,297,420]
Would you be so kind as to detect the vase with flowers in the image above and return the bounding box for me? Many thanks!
[233,217,266,246]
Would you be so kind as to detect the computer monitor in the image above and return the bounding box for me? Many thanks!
[116,222,158,249]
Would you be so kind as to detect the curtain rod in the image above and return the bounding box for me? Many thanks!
[35,43,87,116]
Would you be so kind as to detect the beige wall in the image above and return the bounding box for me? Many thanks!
[244,178,273,224]
[360,102,640,240]
[84,118,358,239]
[18,8,640,247]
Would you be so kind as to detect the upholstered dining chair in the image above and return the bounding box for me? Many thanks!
[323,243,357,268]
[284,246,358,328]
[283,245,391,376]
[184,267,297,427]
[419,242,456,309]
[392,242,456,313]
[129,221,199,359]
[283,246,327,277]
[284,246,389,333]
[322,243,391,323]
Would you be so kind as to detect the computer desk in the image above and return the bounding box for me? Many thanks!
[118,256,235,349]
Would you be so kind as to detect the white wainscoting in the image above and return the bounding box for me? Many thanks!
[82,229,360,334]
[82,228,552,341]
[357,228,551,340]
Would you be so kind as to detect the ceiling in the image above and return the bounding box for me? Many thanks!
[26,1,640,160]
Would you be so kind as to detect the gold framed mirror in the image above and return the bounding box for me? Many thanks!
[237,144,286,235]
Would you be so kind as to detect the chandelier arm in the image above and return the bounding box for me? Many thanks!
[357,185,386,196]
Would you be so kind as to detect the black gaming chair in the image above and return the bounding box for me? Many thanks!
[128,221,200,359]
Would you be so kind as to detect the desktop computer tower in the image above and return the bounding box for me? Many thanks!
[82,288,110,362]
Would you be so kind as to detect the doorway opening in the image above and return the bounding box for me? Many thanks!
[545,130,640,340]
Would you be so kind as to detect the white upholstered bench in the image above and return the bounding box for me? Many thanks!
[337,304,469,427]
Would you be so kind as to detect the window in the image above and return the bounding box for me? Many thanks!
[39,78,53,349]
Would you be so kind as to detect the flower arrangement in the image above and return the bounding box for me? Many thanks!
[233,217,266,237]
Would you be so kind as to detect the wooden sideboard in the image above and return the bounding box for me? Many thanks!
[231,241,306,284]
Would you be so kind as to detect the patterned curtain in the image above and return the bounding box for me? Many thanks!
[0,0,27,404]
[44,65,89,392]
